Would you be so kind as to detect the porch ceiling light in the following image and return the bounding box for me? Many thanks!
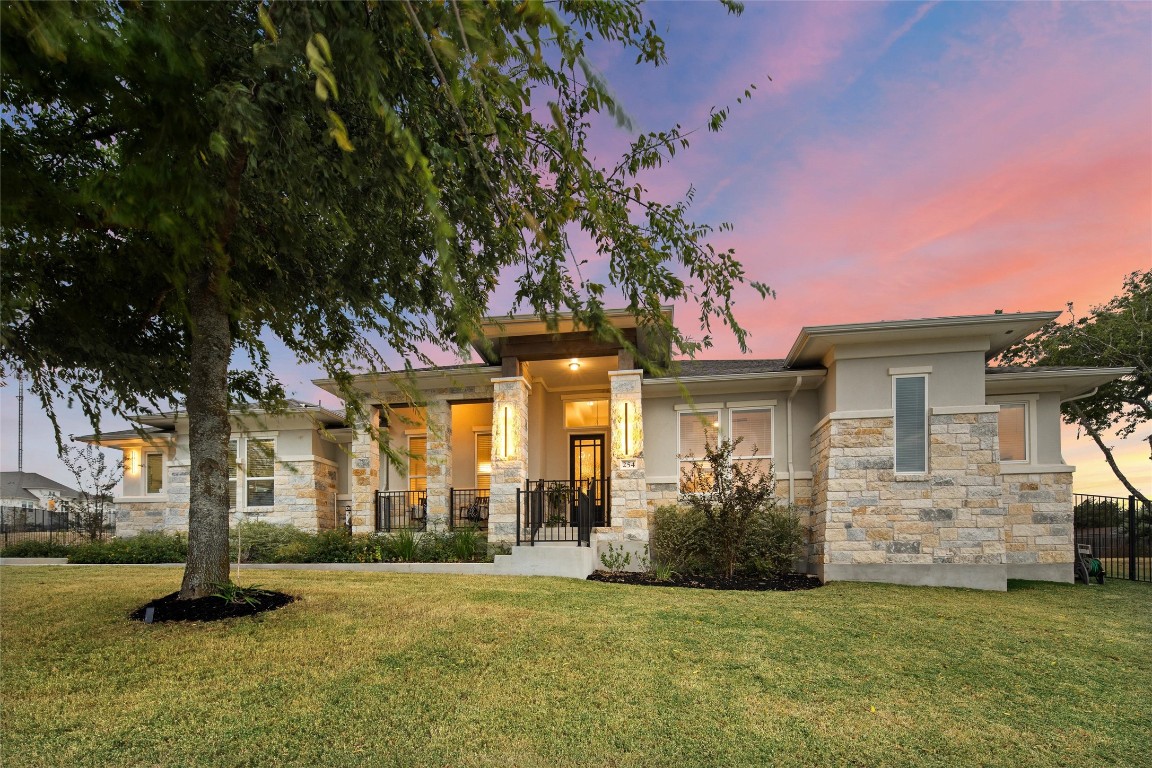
[568,358,581,371]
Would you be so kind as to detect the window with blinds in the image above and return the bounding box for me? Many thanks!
[476,432,492,490]
[145,452,164,494]
[679,410,720,492]
[730,408,773,458]
[408,435,427,491]
[998,402,1027,462]
[894,376,927,473]
[245,438,275,506]
[228,440,238,508]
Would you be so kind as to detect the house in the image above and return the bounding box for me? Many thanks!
[84,309,1130,590]
[0,471,83,529]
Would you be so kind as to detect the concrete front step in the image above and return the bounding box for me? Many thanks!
[493,544,596,578]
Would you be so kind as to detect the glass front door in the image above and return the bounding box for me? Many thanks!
[570,434,606,524]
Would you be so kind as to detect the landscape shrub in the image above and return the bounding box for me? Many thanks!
[68,532,188,564]
[742,507,804,577]
[0,539,74,558]
[230,521,309,563]
[650,504,708,575]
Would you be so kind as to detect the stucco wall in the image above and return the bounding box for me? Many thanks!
[829,350,987,411]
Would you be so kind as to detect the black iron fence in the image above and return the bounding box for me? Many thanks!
[1,505,114,549]
[450,488,489,530]
[516,479,609,546]
[1073,493,1151,583]
[375,490,427,532]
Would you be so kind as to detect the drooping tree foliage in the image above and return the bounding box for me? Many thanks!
[1000,270,1150,502]
[1,1,766,597]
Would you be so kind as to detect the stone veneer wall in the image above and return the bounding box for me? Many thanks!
[489,377,529,546]
[271,458,339,532]
[1003,471,1074,581]
[607,370,648,543]
[423,398,452,532]
[811,407,1007,590]
[350,408,381,533]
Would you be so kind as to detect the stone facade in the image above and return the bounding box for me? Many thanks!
[1003,471,1074,581]
[350,407,381,533]
[608,370,648,542]
[489,377,530,546]
[270,458,339,531]
[423,398,452,531]
[811,407,1008,589]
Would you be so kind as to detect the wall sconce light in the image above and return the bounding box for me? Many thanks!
[125,449,139,476]
[500,404,514,459]
[623,401,632,457]
[568,358,581,371]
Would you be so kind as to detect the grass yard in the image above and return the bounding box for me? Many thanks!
[1,568,1148,768]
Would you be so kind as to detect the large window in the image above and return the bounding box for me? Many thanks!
[564,399,608,428]
[145,452,165,494]
[894,376,927,473]
[678,410,720,492]
[408,435,427,491]
[729,407,773,475]
[476,432,492,490]
[227,437,275,508]
[997,402,1028,462]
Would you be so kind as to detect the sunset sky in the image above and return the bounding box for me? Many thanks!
[2,1,1149,496]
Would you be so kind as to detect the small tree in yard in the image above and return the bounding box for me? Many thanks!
[680,438,799,579]
[60,443,123,541]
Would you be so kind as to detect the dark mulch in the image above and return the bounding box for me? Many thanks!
[587,570,821,592]
[129,590,296,624]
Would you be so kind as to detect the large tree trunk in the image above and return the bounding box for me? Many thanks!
[179,262,233,599]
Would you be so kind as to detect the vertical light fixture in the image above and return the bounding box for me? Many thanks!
[623,401,631,457]
[502,404,511,459]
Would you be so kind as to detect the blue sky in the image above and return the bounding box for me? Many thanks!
[2,1,1149,495]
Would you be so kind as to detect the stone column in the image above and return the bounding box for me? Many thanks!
[609,369,648,542]
[350,405,380,534]
[489,376,530,547]
[424,398,452,531]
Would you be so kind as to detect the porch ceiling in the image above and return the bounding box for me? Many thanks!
[527,355,615,392]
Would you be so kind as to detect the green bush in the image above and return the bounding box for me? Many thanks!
[230,521,309,563]
[650,504,708,575]
[0,539,74,558]
[68,532,188,564]
[385,529,421,562]
[742,508,804,577]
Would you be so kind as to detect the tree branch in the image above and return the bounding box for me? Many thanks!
[1070,401,1150,504]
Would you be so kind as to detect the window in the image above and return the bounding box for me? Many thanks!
[476,432,492,490]
[678,410,720,492]
[227,437,275,509]
[408,435,427,491]
[145,452,165,494]
[997,402,1028,462]
[730,407,773,475]
[894,376,927,473]
[564,399,608,428]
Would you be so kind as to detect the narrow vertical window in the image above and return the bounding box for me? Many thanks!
[476,433,492,490]
[894,376,927,473]
[408,435,427,491]
[998,402,1028,462]
[228,440,238,508]
[245,438,275,506]
[145,452,164,494]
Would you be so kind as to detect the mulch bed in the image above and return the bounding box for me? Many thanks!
[129,590,296,624]
[587,570,821,592]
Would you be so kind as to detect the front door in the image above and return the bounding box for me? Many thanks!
[569,434,606,525]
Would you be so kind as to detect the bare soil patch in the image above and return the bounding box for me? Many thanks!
[129,590,295,623]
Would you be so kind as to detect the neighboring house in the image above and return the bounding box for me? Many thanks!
[0,471,83,528]
[83,310,1130,590]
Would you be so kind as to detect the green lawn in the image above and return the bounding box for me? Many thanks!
[1,568,1148,768]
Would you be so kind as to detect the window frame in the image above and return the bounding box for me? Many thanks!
[677,408,721,493]
[227,435,276,510]
[988,395,1038,465]
[892,374,928,474]
[475,431,492,490]
[144,451,165,495]
[407,433,427,492]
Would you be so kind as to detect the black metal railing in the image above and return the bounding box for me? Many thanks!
[1074,493,1151,583]
[1,505,113,550]
[515,479,609,546]
[450,488,489,530]
[375,490,427,532]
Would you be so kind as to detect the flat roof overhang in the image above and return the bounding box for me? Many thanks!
[785,311,1061,368]
[312,366,503,405]
[984,367,1134,400]
[642,368,826,397]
